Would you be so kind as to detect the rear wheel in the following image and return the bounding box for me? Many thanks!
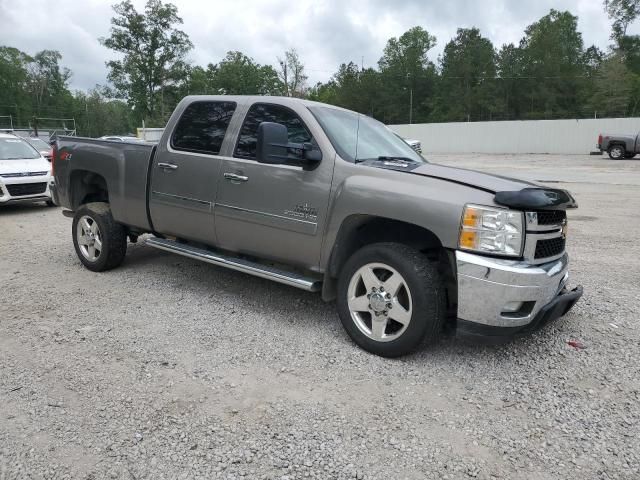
[336,243,445,357]
[608,145,625,159]
[72,202,127,272]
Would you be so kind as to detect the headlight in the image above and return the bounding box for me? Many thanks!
[459,204,524,257]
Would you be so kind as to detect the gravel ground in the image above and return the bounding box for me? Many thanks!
[1,154,639,480]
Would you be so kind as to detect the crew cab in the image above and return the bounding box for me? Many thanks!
[597,131,639,159]
[51,96,582,357]
[0,133,54,206]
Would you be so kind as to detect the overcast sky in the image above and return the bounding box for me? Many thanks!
[1,0,638,92]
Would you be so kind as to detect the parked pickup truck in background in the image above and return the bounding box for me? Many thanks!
[598,131,639,159]
[50,95,583,357]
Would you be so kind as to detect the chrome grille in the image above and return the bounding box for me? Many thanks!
[0,171,48,178]
[524,210,567,263]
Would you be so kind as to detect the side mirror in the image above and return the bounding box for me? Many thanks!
[302,142,322,163]
[256,121,323,166]
[257,122,288,164]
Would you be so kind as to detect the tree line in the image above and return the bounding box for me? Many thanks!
[0,0,638,137]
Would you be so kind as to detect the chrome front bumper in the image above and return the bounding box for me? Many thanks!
[456,250,571,328]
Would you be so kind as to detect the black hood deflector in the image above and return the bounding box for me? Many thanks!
[494,188,578,210]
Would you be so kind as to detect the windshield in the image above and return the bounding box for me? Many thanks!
[26,137,51,150]
[0,137,41,160]
[309,106,425,164]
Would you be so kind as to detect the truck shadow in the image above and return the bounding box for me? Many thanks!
[0,202,54,216]
[120,240,563,364]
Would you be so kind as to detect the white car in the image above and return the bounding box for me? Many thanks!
[0,133,54,206]
[404,138,422,154]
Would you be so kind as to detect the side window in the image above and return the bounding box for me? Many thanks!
[171,101,237,155]
[235,103,312,165]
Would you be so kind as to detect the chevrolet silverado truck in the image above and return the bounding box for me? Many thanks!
[50,96,582,357]
[597,131,639,159]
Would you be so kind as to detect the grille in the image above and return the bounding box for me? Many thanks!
[6,183,47,196]
[534,237,566,259]
[536,210,566,226]
[0,171,48,178]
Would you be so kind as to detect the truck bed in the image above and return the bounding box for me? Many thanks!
[54,136,156,231]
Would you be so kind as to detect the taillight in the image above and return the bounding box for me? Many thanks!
[598,134,603,145]
[51,144,57,175]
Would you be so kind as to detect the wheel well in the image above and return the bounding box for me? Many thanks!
[70,170,109,209]
[323,216,456,308]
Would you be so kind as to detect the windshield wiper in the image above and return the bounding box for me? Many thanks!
[377,156,418,162]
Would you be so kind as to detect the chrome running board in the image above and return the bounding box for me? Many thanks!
[146,237,322,292]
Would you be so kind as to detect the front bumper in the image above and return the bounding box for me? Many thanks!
[0,176,52,204]
[455,250,582,338]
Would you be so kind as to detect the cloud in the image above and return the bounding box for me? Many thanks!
[0,0,633,91]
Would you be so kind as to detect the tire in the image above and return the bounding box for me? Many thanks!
[336,242,445,358]
[608,144,625,160]
[72,202,127,272]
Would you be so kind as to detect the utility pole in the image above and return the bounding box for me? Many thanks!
[407,73,413,125]
[409,88,413,125]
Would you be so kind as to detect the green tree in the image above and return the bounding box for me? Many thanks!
[73,87,133,137]
[209,51,281,95]
[0,46,32,126]
[101,0,193,125]
[435,28,498,121]
[307,80,338,105]
[496,43,526,120]
[378,26,438,123]
[591,54,636,116]
[277,49,307,97]
[604,0,640,40]
[27,50,73,116]
[518,10,588,119]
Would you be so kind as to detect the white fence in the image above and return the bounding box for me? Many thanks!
[390,117,640,155]
[137,127,164,142]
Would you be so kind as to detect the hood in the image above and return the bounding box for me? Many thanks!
[411,163,537,194]
[0,157,50,175]
[362,159,577,210]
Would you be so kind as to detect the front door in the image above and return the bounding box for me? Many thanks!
[214,102,333,269]
[148,100,238,244]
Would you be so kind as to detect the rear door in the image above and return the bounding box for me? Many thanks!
[148,100,237,244]
[213,102,333,269]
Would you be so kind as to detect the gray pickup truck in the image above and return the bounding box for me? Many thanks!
[598,131,639,159]
[51,95,582,357]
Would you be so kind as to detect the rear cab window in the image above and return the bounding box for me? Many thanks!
[171,101,237,155]
[234,103,313,166]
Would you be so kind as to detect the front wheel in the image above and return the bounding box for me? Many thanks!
[336,243,445,357]
[72,202,127,272]
[608,145,625,159]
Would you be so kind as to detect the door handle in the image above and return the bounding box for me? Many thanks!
[223,173,249,182]
[158,162,178,170]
